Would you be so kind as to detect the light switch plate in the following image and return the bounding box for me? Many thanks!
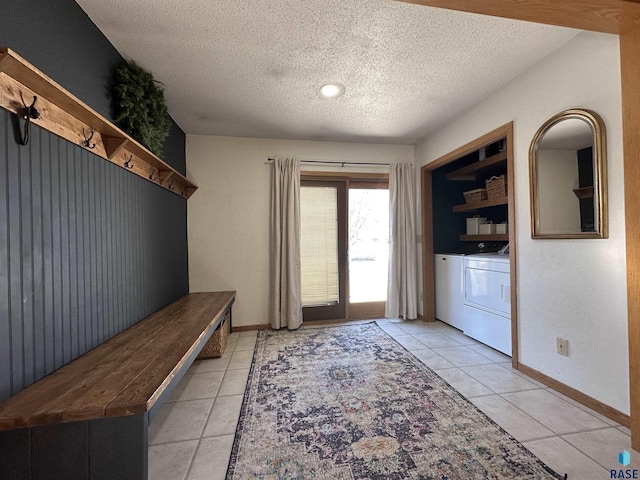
[556,337,569,356]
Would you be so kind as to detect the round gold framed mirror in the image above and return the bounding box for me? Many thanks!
[529,108,608,239]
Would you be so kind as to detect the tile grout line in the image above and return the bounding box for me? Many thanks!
[410,331,574,450]
[385,322,617,470]
[182,438,202,480]
[414,330,504,363]
[400,322,622,470]
[523,435,610,474]
[150,436,206,448]
[184,347,238,480]
[558,426,636,470]
[496,391,609,439]
[544,388,622,426]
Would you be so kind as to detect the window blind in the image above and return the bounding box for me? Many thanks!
[300,186,339,306]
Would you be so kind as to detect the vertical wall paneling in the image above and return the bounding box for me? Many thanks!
[76,148,85,355]
[81,150,92,351]
[99,157,107,343]
[54,137,63,363]
[136,174,145,322]
[0,111,11,396]
[2,0,188,401]
[32,129,45,382]
[41,127,54,374]
[7,111,22,394]
[0,113,188,401]
[104,160,111,339]
[21,122,35,388]
[93,156,101,345]
[59,138,70,365]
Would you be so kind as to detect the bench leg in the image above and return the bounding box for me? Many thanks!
[90,413,148,480]
[0,426,31,479]
[0,413,149,480]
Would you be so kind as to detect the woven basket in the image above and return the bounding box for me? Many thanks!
[463,188,487,204]
[197,312,230,359]
[485,175,507,199]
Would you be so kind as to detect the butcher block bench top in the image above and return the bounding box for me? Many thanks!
[0,291,236,431]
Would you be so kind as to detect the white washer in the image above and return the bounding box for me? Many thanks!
[434,254,466,330]
[463,253,512,356]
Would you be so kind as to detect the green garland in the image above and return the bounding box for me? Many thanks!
[112,61,171,157]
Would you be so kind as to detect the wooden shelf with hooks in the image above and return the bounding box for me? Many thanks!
[0,47,197,199]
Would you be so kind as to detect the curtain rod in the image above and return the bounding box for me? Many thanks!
[267,157,390,167]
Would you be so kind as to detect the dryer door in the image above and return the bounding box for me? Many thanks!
[464,265,510,316]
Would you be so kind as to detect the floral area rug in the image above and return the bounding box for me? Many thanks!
[226,323,563,479]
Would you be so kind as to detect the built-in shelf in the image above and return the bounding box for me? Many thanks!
[0,47,197,199]
[446,151,507,181]
[452,196,508,212]
[573,186,594,200]
[459,234,509,241]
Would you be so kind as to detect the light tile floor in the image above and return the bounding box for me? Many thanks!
[148,320,638,480]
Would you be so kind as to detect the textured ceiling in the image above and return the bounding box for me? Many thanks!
[75,0,579,144]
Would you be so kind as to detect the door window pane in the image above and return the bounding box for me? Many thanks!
[300,186,339,306]
[349,189,389,303]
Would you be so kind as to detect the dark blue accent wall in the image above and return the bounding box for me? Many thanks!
[578,146,595,232]
[432,163,469,254]
[0,0,186,174]
[0,0,189,401]
[432,149,508,255]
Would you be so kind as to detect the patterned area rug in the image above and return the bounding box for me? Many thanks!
[227,323,563,479]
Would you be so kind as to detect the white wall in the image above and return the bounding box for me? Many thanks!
[415,32,628,414]
[187,136,414,329]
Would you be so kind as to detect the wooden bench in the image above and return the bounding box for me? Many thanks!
[0,291,236,480]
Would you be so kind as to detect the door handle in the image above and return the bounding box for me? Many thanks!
[501,285,511,303]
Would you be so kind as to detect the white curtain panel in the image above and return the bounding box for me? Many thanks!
[269,157,303,330]
[386,163,418,320]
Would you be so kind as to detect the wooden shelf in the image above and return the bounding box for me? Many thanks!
[452,196,508,212]
[573,186,594,200]
[0,47,197,199]
[460,234,509,241]
[446,150,507,181]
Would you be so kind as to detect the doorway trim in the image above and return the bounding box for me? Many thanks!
[420,122,517,365]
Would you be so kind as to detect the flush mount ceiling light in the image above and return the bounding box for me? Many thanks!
[320,83,345,99]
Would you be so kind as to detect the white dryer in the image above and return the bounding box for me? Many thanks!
[463,253,512,356]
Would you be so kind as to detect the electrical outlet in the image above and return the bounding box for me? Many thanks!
[556,337,569,356]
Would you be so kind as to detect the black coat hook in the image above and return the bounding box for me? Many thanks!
[168,179,175,191]
[149,167,158,182]
[124,154,134,169]
[19,96,40,146]
[82,129,96,149]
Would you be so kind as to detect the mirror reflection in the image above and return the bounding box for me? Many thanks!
[529,109,607,239]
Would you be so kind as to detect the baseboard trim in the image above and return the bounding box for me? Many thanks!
[517,363,630,427]
[232,323,271,332]
[417,313,435,323]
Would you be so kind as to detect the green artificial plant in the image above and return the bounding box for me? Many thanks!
[112,61,171,157]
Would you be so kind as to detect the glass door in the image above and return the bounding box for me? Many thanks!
[300,180,347,321]
[348,183,389,319]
